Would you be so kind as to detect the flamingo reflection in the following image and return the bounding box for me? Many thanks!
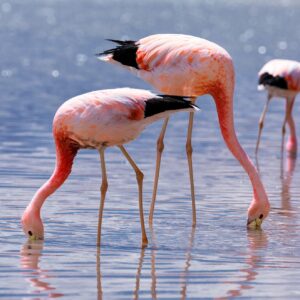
[20,240,63,298]
[257,152,297,217]
[179,226,196,299]
[95,225,196,299]
[150,225,158,300]
[280,154,297,217]
[96,245,146,300]
[133,247,146,300]
[217,229,268,299]
[96,247,103,300]
[149,225,196,300]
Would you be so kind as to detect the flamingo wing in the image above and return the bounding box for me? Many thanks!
[258,72,288,90]
[144,95,197,118]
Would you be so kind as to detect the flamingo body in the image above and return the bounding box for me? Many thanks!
[101,34,233,97]
[100,34,270,228]
[54,88,179,148]
[22,87,197,245]
[256,59,300,155]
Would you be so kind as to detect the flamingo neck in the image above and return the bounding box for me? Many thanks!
[26,139,78,216]
[212,88,269,207]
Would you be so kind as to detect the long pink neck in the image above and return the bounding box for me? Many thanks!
[212,88,269,207]
[27,138,78,215]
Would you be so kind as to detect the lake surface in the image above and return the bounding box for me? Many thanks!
[1,0,300,298]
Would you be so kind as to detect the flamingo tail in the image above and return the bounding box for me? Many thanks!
[96,39,139,69]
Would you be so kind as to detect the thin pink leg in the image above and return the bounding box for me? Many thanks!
[149,117,169,224]
[119,145,148,247]
[97,148,108,247]
[281,98,296,158]
[186,110,197,226]
[255,94,271,155]
[285,97,297,156]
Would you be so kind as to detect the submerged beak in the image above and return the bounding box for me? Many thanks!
[28,234,43,241]
[28,234,38,241]
[247,217,263,229]
[28,234,37,241]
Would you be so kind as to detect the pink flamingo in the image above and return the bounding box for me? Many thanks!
[256,59,300,156]
[99,34,270,228]
[21,87,198,247]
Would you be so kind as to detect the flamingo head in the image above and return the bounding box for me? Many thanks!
[21,207,44,240]
[247,198,270,229]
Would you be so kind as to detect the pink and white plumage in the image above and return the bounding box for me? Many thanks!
[54,88,189,147]
[256,59,300,155]
[21,87,198,247]
[99,34,270,228]
[101,34,232,97]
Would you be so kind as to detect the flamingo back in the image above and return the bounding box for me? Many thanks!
[100,34,235,98]
[53,88,153,148]
[53,88,197,148]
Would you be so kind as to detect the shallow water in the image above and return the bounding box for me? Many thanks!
[1,0,300,299]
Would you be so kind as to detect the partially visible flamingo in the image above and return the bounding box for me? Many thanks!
[21,88,198,247]
[99,34,270,228]
[256,59,300,156]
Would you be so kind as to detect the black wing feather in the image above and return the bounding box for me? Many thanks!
[106,39,136,45]
[97,39,139,69]
[144,96,198,118]
[259,72,288,90]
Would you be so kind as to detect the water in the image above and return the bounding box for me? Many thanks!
[1,0,300,298]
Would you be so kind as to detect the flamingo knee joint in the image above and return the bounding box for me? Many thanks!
[101,181,108,193]
[186,143,193,155]
[136,170,144,183]
[259,121,264,129]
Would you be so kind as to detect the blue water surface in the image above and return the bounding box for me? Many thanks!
[1,0,300,299]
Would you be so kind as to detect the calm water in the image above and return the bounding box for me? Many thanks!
[1,0,300,298]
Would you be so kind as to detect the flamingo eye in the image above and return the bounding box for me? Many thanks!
[28,231,33,236]
[259,214,263,219]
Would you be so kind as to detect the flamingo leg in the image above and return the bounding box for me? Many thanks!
[255,94,271,155]
[286,97,297,155]
[149,117,169,224]
[186,108,197,226]
[97,148,108,247]
[119,145,148,247]
[281,97,295,157]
